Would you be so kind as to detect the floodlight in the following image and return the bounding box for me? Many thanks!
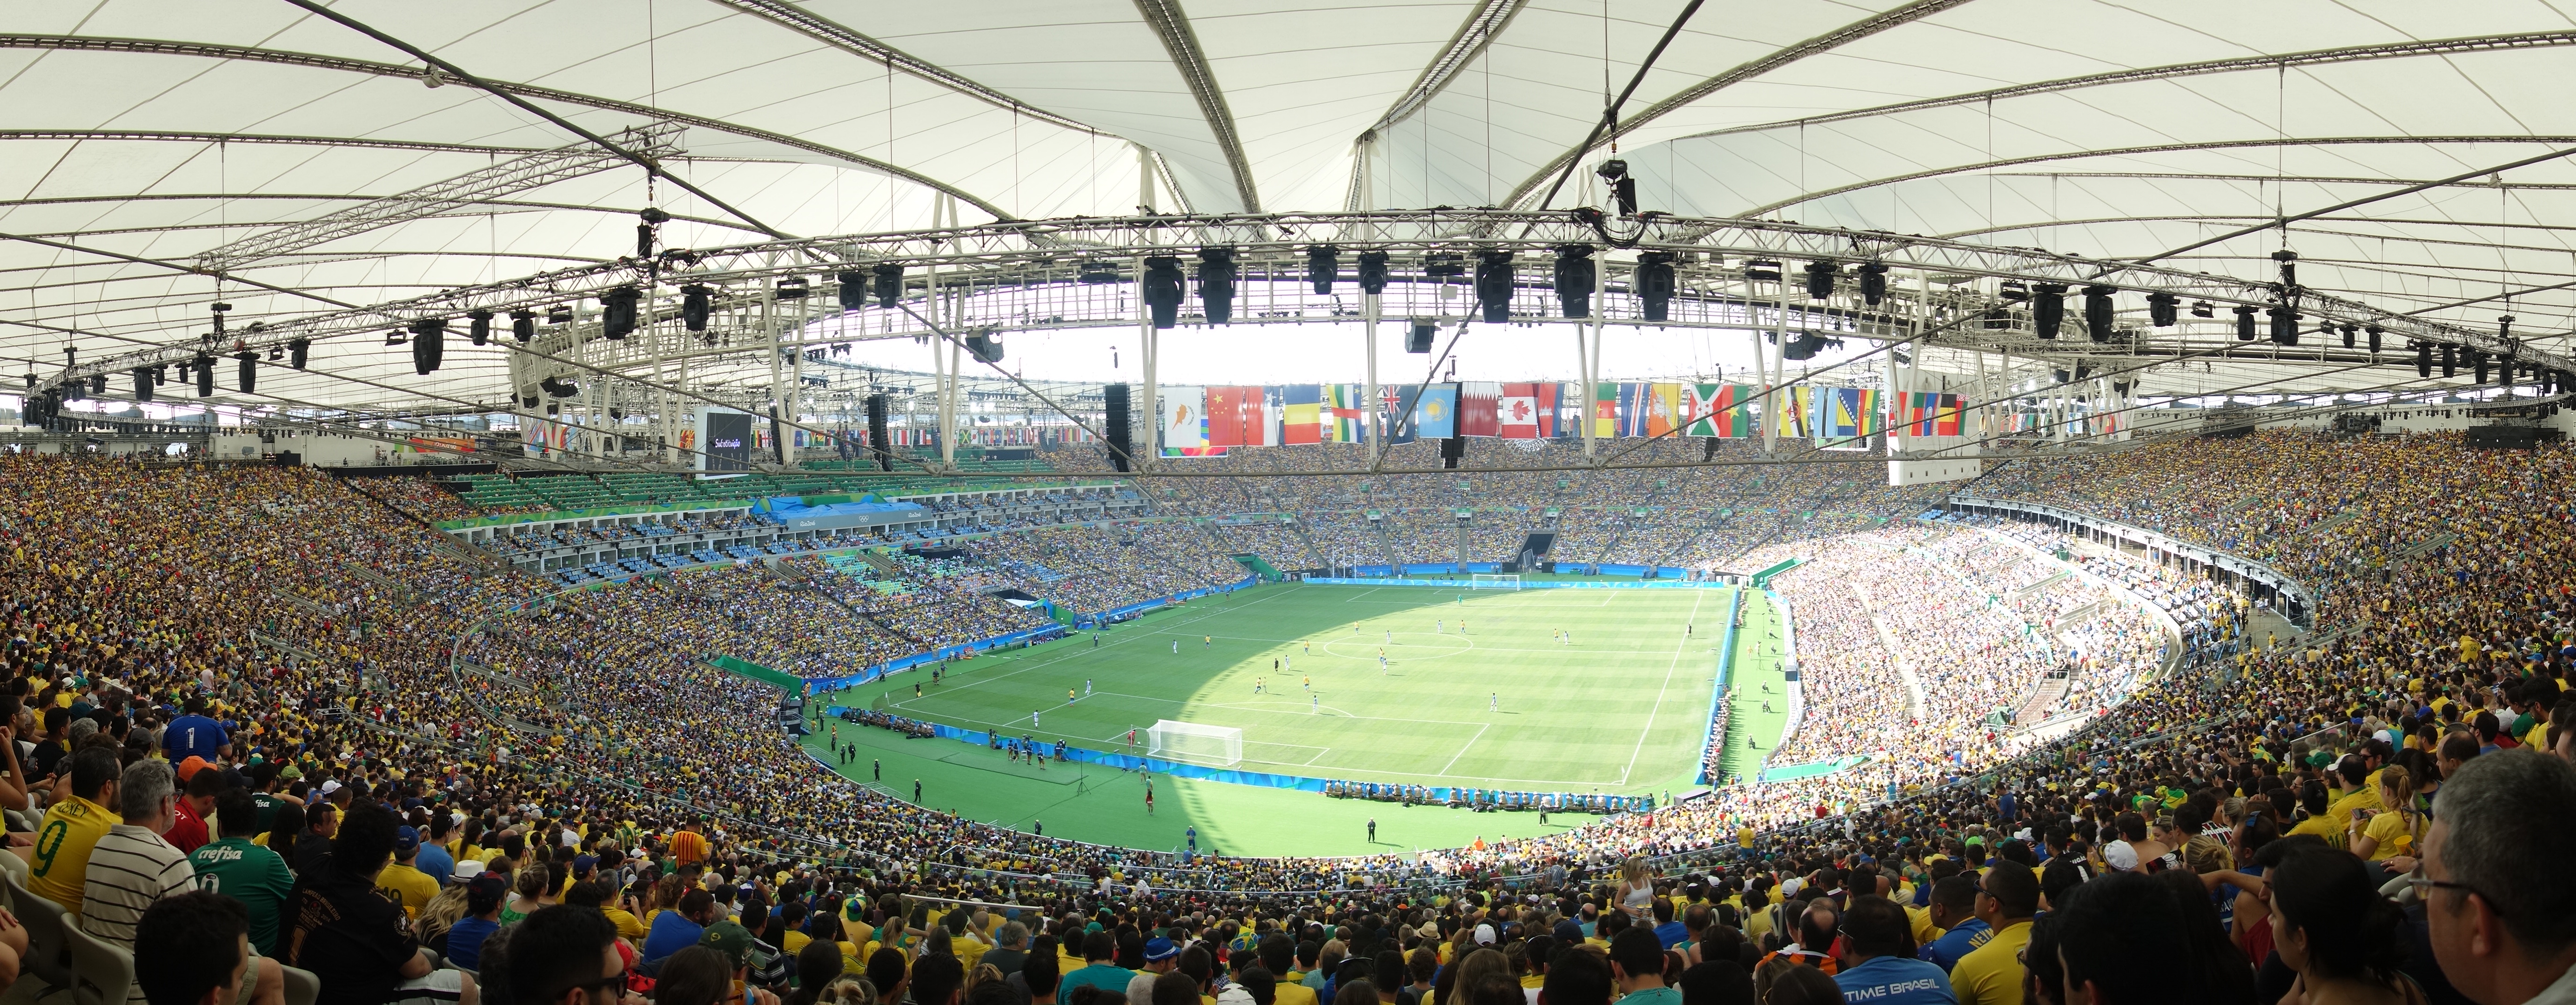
[682,285,711,332]
[1636,252,1677,322]
[1554,245,1595,318]
[1356,251,1389,295]
[601,286,640,339]
[2031,283,2067,339]
[1197,248,1237,324]
[1307,245,1338,295]
[1142,256,1185,329]
[1476,250,1514,323]
[2146,291,2178,326]
[1803,261,1837,300]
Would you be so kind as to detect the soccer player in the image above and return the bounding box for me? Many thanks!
[1302,675,1311,690]
[1312,693,1320,714]
[1437,619,1443,633]
[1085,678,1093,696]
[1367,818,1376,842]
[914,683,923,698]
[1204,636,1210,648]
[1490,692,1499,711]
[1378,652,1387,673]
[1172,639,1179,654]
[1303,641,1310,655]
[1067,688,1076,704]
[1033,710,1041,730]
[1145,779,1155,815]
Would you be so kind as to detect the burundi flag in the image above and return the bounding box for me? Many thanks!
[1683,384,1757,437]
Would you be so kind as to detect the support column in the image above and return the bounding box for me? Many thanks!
[1139,255,1160,468]
[1764,286,1785,453]
[1138,145,1157,214]
[1363,291,1380,464]
[1585,249,1607,457]
[785,291,808,466]
[765,276,787,465]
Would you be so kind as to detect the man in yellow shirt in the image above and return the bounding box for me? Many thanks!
[21,748,121,917]
[1950,861,2038,1005]
[373,827,441,918]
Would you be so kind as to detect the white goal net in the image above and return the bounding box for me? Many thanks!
[1147,719,1243,767]
[1470,573,1523,590]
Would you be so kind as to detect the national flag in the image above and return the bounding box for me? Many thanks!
[1934,393,1965,436]
[1499,382,1540,439]
[1161,386,1207,449]
[1775,386,1813,438]
[1281,385,1323,444]
[1683,384,1757,437]
[1592,382,1618,438]
[1458,382,1502,437]
[1204,386,1248,447]
[1536,382,1560,438]
[1414,383,1460,439]
[1646,382,1682,438]
[1616,382,1643,437]
[1255,385,1283,447]
[1380,384,1418,444]
[1329,384,1368,442]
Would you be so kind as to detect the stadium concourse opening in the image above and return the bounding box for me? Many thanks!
[803,581,1787,856]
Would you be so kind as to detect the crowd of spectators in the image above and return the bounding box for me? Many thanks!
[8,429,2576,1005]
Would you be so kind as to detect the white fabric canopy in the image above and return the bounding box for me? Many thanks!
[3,0,2572,407]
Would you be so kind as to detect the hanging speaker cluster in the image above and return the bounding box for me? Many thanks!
[410,317,446,375]
[1475,250,1513,323]
[1102,383,1133,473]
[1635,252,1676,322]
[194,352,215,396]
[865,392,895,473]
[235,352,259,394]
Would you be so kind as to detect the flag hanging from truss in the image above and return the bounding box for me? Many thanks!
[1682,383,1758,437]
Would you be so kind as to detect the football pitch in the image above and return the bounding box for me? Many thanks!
[802,582,1765,855]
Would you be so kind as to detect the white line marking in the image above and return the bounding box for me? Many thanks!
[1618,587,1704,786]
[1435,722,1491,776]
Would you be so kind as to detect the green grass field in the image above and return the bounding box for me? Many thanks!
[800,582,1762,856]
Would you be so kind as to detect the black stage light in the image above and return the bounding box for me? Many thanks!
[194,352,214,396]
[1407,319,1436,353]
[2366,325,2382,354]
[964,329,1004,364]
[2031,283,2067,339]
[1636,252,1677,322]
[1981,307,2012,330]
[152,364,167,386]
[2340,323,2355,349]
[1356,251,1389,295]
[2499,315,2515,342]
[1554,245,1595,319]
[1142,256,1186,329]
[2234,305,2258,341]
[1804,260,1837,300]
[2471,349,2489,385]
[386,329,406,345]
[235,352,258,394]
[410,317,446,375]
[1782,333,1825,361]
[288,338,309,370]
[838,271,866,311]
[1196,248,1237,325]
[1475,250,1514,323]
[512,310,537,344]
[2415,342,2432,379]
[1078,260,1121,285]
[2083,285,2115,342]
[1743,260,1782,283]
[1307,245,1338,295]
[682,285,712,332]
[2442,343,2457,378]
[1424,252,1466,280]
[777,276,809,300]
[88,374,104,397]
[1999,279,2029,302]
[547,305,573,326]
[601,286,640,339]
[2268,306,2299,346]
[133,368,152,403]
[2147,291,2179,327]
[875,262,907,305]
[1857,262,1889,306]
[2190,300,2214,318]
[468,310,493,347]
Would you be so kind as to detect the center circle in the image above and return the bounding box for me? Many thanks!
[1320,632,1474,661]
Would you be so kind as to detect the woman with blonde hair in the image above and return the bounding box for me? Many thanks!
[1616,858,1655,920]
[2348,765,2423,861]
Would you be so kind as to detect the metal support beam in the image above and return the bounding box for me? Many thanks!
[1131,0,1261,212]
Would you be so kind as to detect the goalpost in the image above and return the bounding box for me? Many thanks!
[1146,719,1244,767]
[1470,573,1523,590]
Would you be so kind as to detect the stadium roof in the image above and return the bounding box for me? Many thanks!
[7,0,2576,410]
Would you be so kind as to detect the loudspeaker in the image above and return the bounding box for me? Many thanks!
[194,354,214,396]
[865,394,893,472]
[1406,320,1436,353]
[965,330,1003,363]
[1440,434,1465,469]
[601,286,639,339]
[1104,383,1134,472]
[235,352,257,394]
[133,368,152,403]
[410,318,445,375]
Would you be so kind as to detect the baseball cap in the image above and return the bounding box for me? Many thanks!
[1472,924,1496,946]
[318,779,342,796]
[175,756,213,783]
[573,854,599,876]
[394,826,420,856]
[466,874,509,913]
[1144,937,1180,962]
[700,921,757,969]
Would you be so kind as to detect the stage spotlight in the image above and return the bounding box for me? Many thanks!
[2190,300,2214,318]
[1803,261,1837,300]
[1981,307,2012,330]
[682,285,712,332]
[1141,256,1185,329]
[1196,248,1237,324]
[512,310,537,344]
[2366,324,2382,354]
[1636,252,1677,322]
[288,338,309,370]
[964,328,1004,364]
[2340,323,2355,349]
[1307,245,1338,295]
[133,368,151,403]
[2031,283,2066,339]
[1475,250,1514,323]
[1999,279,2030,302]
[467,310,492,346]
[601,286,640,339]
[235,352,258,394]
[777,276,809,300]
[2234,305,2258,341]
[1356,251,1389,295]
[2267,306,2298,346]
[1595,158,1637,216]
[1742,260,1782,283]
[2082,285,2114,342]
[1406,319,1436,353]
[2146,291,2178,327]
[2415,342,2432,379]
[1078,260,1121,285]
[547,305,573,326]
[2472,349,2489,385]
[1424,253,1466,280]
[1554,245,1595,319]
[837,271,866,311]
[1857,262,1889,306]
[194,352,214,396]
[2442,343,2456,378]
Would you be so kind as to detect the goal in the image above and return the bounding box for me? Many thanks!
[1146,719,1243,767]
[1470,573,1523,590]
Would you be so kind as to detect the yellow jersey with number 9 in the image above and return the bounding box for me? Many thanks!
[28,794,117,918]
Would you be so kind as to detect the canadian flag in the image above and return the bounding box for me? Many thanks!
[1500,383,1539,439]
